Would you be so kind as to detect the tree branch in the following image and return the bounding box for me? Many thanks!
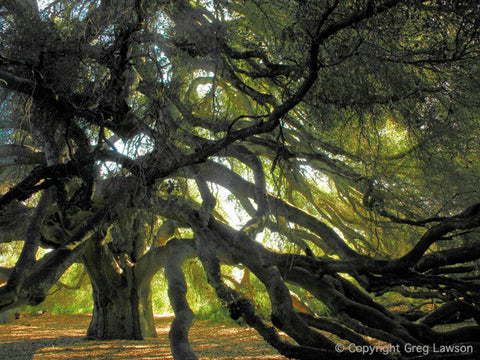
[165,238,197,360]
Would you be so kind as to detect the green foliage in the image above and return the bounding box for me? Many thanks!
[151,270,172,314]
[0,242,21,267]
[194,300,232,322]
[40,264,93,315]
[151,260,234,321]
[184,259,226,319]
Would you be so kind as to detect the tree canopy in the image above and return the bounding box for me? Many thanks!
[1,0,480,359]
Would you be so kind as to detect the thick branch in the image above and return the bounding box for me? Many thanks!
[165,238,197,360]
[3,189,52,298]
[135,239,196,290]
[228,146,268,237]
[0,157,93,210]
[183,161,360,258]
[0,145,46,167]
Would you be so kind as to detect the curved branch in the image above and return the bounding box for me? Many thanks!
[0,145,46,167]
[135,239,196,290]
[0,157,93,210]
[266,202,480,278]
[183,161,360,258]
[195,173,216,225]
[398,204,480,267]
[228,145,268,237]
[415,246,480,273]
[297,312,371,346]
[165,238,197,360]
[3,189,52,299]
[153,198,340,352]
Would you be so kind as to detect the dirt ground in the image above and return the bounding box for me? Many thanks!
[0,314,288,360]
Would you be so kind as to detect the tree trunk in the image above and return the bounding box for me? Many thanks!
[82,241,156,340]
[86,279,156,340]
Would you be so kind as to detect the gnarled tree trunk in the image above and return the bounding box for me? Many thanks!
[82,239,156,340]
[87,277,155,339]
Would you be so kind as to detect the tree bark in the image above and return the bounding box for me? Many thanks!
[165,238,197,360]
[82,241,156,340]
[86,277,156,340]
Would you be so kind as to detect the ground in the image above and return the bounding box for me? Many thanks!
[0,314,288,360]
